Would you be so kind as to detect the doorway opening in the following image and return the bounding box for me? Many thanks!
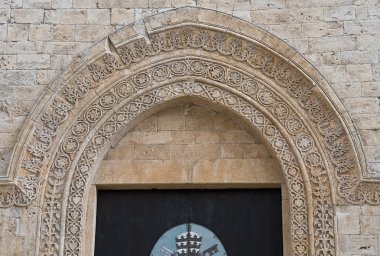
[95,189,283,256]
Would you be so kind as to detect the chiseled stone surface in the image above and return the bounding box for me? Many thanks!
[0,1,379,255]
[97,104,281,186]
[335,204,380,255]
[0,0,378,180]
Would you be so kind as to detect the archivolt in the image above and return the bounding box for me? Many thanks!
[0,6,377,256]
[43,59,327,256]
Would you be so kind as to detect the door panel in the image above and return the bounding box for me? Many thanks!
[95,189,283,255]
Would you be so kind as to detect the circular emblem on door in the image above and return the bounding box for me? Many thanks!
[150,223,227,256]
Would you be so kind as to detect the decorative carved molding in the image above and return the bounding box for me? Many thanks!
[1,7,376,256]
[114,25,374,204]
[37,58,335,256]
[3,24,377,209]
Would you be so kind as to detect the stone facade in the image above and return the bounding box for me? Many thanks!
[0,1,379,256]
[97,104,281,186]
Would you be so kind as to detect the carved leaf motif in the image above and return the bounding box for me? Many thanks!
[35,127,54,146]
[41,113,61,131]
[22,157,43,173]
[103,54,123,73]
[57,81,314,256]
[27,143,46,159]
[28,27,363,256]
[52,99,71,117]
[88,63,107,82]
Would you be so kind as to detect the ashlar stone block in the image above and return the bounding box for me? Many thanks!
[361,215,380,234]
[131,131,172,144]
[158,115,185,130]
[221,144,244,159]
[0,70,37,86]
[16,53,50,69]
[23,0,51,8]
[0,24,5,41]
[336,205,361,235]
[341,50,378,64]
[345,64,373,82]
[0,9,10,24]
[10,9,44,23]
[220,130,257,144]
[133,144,170,160]
[323,6,356,21]
[344,20,380,35]
[111,9,135,26]
[302,22,343,37]
[50,24,75,41]
[60,9,87,24]
[250,9,290,24]
[349,235,379,255]
[357,35,380,50]
[52,0,72,8]
[344,97,379,114]
[289,8,324,23]
[29,24,51,41]
[44,9,60,24]
[7,24,30,41]
[195,131,220,144]
[87,9,111,25]
[309,36,357,52]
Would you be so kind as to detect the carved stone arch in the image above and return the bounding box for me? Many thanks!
[60,80,314,256]
[1,6,378,256]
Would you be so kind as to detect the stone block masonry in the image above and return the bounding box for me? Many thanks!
[0,1,379,255]
[98,104,279,185]
[0,1,377,181]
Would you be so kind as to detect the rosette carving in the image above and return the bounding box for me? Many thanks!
[1,9,375,256]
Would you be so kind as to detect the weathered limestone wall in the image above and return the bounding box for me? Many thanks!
[0,1,379,255]
[1,1,380,178]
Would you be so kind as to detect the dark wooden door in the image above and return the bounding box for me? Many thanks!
[95,189,283,255]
